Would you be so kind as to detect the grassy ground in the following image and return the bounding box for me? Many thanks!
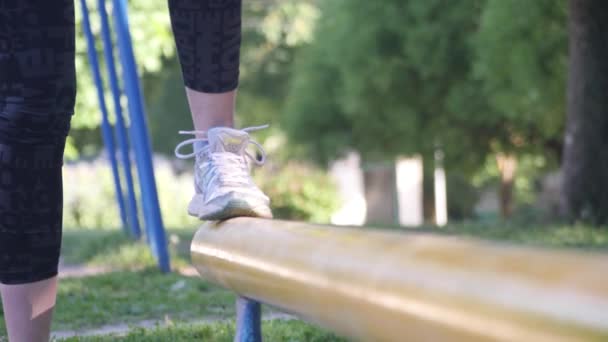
[0,228,216,338]
[60,228,196,270]
[370,221,608,251]
[0,270,236,336]
[53,270,235,331]
[431,222,608,250]
[1,228,345,341]
[1,223,607,340]
[59,320,346,342]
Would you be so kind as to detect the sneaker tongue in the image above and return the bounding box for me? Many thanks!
[207,127,249,155]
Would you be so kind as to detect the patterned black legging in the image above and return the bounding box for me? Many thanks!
[0,0,242,285]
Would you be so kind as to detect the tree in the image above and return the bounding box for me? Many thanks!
[472,0,567,217]
[285,0,490,222]
[286,0,571,219]
[286,0,487,167]
[561,0,608,224]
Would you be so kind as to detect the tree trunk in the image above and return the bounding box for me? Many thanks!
[363,164,397,226]
[422,153,435,223]
[496,154,517,218]
[561,0,608,223]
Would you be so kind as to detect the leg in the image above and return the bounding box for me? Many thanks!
[186,88,236,132]
[0,0,76,341]
[0,278,58,342]
[0,159,66,342]
[170,0,271,220]
[169,0,242,131]
[169,2,267,339]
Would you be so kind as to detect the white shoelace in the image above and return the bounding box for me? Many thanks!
[201,153,252,187]
[174,125,269,166]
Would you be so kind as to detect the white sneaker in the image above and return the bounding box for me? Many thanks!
[175,125,272,220]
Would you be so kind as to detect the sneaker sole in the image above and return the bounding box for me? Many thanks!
[189,195,272,221]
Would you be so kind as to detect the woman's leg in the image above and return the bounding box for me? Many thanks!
[168,2,269,335]
[168,0,242,132]
[0,0,76,341]
[170,0,271,220]
[185,88,236,134]
[0,278,58,342]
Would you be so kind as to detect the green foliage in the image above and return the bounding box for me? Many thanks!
[144,59,192,156]
[284,45,351,164]
[254,162,341,223]
[63,157,199,230]
[237,0,321,144]
[62,156,339,229]
[71,0,176,157]
[470,153,553,217]
[446,173,480,221]
[473,0,567,155]
[285,0,571,219]
[285,0,488,169]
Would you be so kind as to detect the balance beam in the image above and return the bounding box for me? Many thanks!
[191,218,608,341]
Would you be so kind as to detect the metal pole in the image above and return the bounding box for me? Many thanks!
[98,0,141,239]
[192,218,608,341]
[111,0,170,272]
[80,0,129,234]
[235,297,262,342]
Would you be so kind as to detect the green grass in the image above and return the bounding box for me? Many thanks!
[60,228,197,270]
[411,222,608,250]
[0,270,235,337]
[58,320,346,342]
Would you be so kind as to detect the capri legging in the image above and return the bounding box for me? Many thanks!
[0,0,242,285]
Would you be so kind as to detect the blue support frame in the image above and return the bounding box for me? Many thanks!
[80,0,129,234]
[111,0,171,272]
[235,297,262,342]
[98,0,141,239]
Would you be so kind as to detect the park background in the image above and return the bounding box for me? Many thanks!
[2,0,608,340]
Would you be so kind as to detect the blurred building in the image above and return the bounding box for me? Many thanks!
[330,153,425,227]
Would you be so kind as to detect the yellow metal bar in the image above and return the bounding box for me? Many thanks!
[191,218,608,341]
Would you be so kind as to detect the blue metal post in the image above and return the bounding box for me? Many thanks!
[111,0,171,272]
[98,0,141,240]
[80,0,129,234]
[235,297,262,342]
